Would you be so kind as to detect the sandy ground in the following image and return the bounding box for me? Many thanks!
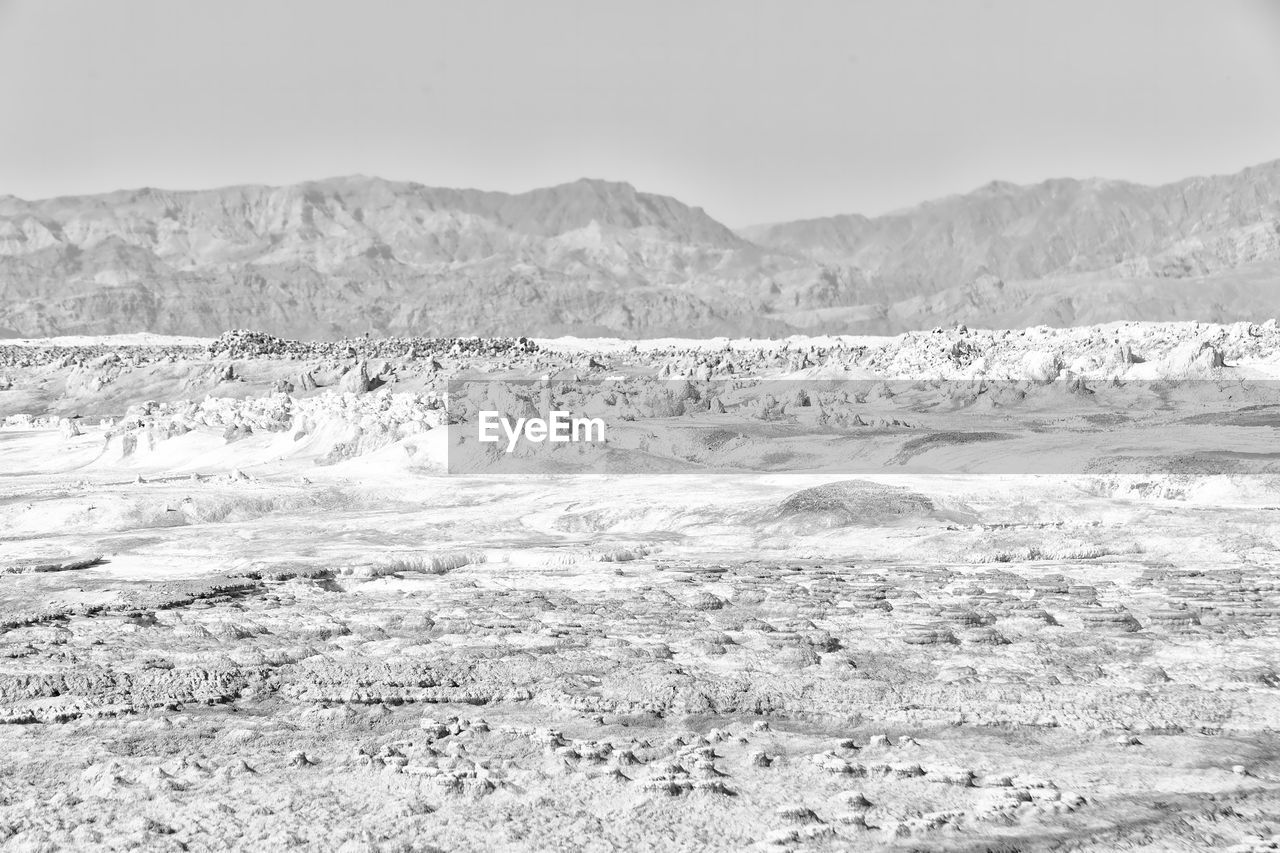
[1,323,1280,851]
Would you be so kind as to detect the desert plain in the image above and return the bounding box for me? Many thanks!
[1,321,1280,851]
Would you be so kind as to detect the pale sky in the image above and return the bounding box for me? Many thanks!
[1,0,1278,225]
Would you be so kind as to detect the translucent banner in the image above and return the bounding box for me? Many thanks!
[443,378,1280,475]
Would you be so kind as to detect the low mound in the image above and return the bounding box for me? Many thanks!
[775,480,940,527]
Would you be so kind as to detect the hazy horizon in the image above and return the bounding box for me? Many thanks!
[5,154,1280,230]
[1,0,1278,226]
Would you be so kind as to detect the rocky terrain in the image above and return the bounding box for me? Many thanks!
[2,321,1280,850]
[2,159,1279,339]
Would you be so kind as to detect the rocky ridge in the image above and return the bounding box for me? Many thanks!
[2,160,1279,338]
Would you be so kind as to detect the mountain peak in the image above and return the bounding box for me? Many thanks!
[567,176,637,191]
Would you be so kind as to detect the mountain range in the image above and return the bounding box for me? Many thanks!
[1,160,1278,339]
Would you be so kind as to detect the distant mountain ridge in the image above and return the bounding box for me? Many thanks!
[742,159,1280,285]
[0,160,1277,339]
